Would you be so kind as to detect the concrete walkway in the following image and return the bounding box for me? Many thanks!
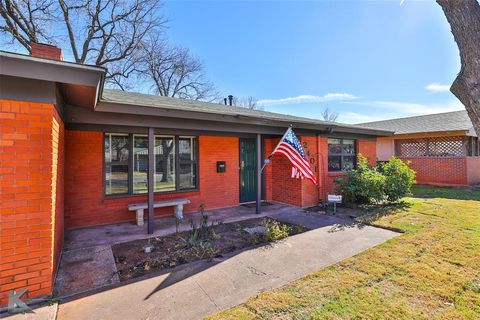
[56,221,398,320]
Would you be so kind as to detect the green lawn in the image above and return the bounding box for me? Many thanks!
[206,186,480,319]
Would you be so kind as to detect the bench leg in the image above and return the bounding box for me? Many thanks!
[174,204,184,220]
[136,209,144,226]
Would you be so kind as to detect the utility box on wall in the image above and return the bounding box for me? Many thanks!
[216,161,226,173]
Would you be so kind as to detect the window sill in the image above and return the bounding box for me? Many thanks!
[104,188,199,200]
[327,171,346,177]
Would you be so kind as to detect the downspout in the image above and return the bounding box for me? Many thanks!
[317,130,330,205]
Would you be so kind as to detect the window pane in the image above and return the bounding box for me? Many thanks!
[133,135,148,194]
[179,137,196,161]
[328,139,342,154]
[342,139,355,155]
[328,156,341,172]
[179,163,197,189]
[105,134,129,195]
[343,156,356,170]
[155,137,175,192]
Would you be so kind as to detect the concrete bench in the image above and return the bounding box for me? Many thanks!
[128,198,191,226]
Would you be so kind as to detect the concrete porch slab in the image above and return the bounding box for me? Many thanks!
[63,203,292,252]
[56,220,399,320]
[53,245,119,298]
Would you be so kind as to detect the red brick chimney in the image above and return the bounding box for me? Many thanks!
[30,42,63,61]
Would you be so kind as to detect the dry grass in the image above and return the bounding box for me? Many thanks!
[206,186,480,320]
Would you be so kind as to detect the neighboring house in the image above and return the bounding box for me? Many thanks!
[358,111,480,186]
[0,44,391,304]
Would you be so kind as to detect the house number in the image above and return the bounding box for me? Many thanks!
[302,141,318,172]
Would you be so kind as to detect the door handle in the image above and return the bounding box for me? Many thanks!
[240,160,245,169]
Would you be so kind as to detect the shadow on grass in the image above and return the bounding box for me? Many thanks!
[351,201,412,233]
[412,185,480,201]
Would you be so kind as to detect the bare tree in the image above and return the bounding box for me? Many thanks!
[321,107,339,122]
[0,0,165,86]
[0,0,56,49]
[241,96,259,110]
[140,36,217,100]
[437,0,480,136]
[225,96,261,110]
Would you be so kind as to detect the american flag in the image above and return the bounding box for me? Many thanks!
[272,128,317,185]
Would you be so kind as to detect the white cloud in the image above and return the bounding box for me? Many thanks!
[343,99,464,116]
[258,93,357,106]
[338,112,388,124]
[425,83,450,93]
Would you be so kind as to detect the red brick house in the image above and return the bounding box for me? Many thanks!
[0,45,391,305]
[358,111,480,186]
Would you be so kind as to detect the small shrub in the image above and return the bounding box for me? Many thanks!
[263,219,290,241]
[378,156,416,202]
[335,154,415,205]
[335,155,385,204]
[231,223,242,232]
[184,204,221,246]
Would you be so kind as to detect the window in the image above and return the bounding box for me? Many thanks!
[179,137,197,190]
[132,135,149,194]
[104,133,198,196]
[105,134,129,195]
[155,136,176,192]
[328,138,356,172]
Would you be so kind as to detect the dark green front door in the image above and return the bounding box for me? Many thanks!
[239,138,257,203]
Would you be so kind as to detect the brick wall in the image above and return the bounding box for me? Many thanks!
[358,140,377,166]
[64,131,239,228]
[264,136,377,208]
[466,157,480,185]
[375,136,477,186]
[317,138,377,205]
[0,100,64,306]
[402,157,469,186]
[263,139,274,201]
[30,43,62,61]
[271,149,303,206]
[300,136,320,207]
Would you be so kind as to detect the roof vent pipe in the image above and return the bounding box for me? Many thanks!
[228,95,233,106]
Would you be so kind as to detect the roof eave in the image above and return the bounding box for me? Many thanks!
[96,100,393,136]
[0,51,106,106]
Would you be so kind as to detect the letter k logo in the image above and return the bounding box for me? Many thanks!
[8,289,32,313]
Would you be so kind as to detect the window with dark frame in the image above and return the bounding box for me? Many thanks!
[328,138,356,172]
[104,133,198,196]
[104,134,129,195]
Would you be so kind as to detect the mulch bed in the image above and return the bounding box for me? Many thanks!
[111,217,306,281]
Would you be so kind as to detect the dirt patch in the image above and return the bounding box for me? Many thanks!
[112,217,307,281]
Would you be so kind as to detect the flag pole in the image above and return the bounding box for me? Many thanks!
[260,126,292,173]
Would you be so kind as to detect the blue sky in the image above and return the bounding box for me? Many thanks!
[163,0,463,123]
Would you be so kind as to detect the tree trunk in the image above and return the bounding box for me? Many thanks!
[160,140,174,182]
[437,0,480,136]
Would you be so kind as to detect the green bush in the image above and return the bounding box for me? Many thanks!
[335,154,416,205]
[378,156,416,202]
[335,155,385,204]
